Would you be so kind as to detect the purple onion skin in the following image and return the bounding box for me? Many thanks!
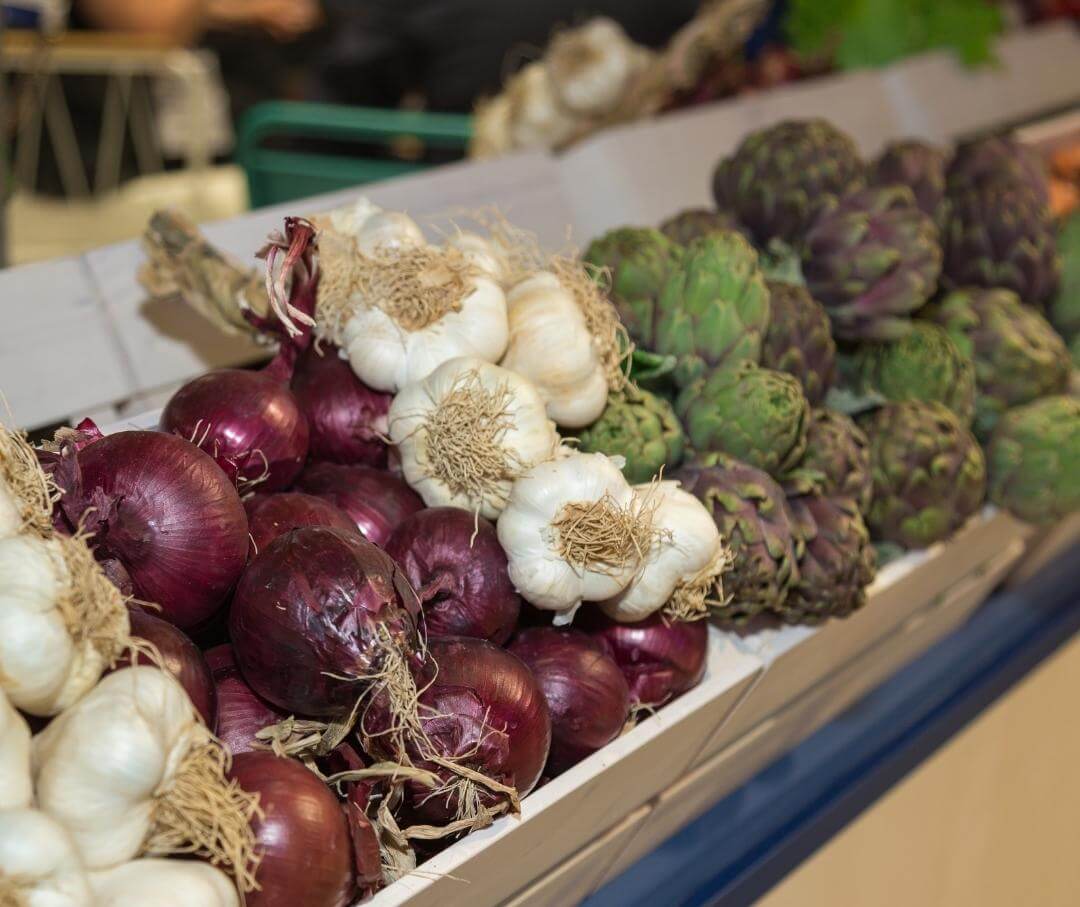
[381,636,550,826]
[68,431,249,630]
[295,462,423,547]
[291,344,392,468]
[204,644,288,756]
[115,608,217,728]
[580,611,708,708]
[509,627,630,775]
[161,369,310,493]
[384,507,521,645]
[244,492,359,557]
[229,527,421,717]
[229,752,355,907]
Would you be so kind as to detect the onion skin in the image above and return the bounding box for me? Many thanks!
[61,431,249,630]
[228,751,355,907]
[579,611,708,707]
[229,527,421,717]
[161,369,310,493]
[291,344,392,467]
[116,607,217,728]
[509,627,629,775]
[204,644,288,756]
[295,462,423,546]
[378,636,550,826]
[245,492,358,557]
[384,507,521,645]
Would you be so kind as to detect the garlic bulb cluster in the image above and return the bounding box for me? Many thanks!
[600,482,730,623]
[389,357,558,519]
[0,689,32,810]
[497,452,658,623]
[547,18,647,116]
[0,533,129,716]
[33,666,259,885]
[91,859,239,907]
[0,809,94,907]
[502,271,610,428]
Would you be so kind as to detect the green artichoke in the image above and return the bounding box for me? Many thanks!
[577,390,685,484]
[802,186,943,341]
[712,119,865,246]
[658,208,743,246]
[848,322,977,428]
[871,140,949,229]
[781,489,876,624]
[947,135,1049,204]
[987,395,1080,525]
[583,227,682,346]
[942,179,1060,308]
[675,454,800,622]
[677,361,809,478]
[921,287,1070,440]
[761,280,837,407]
[1048,210,1080,344]
[800,409,873,513]
[860,401,987,549]
[653,231,771,386]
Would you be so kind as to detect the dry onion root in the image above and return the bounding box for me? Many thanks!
[0,425,57,538]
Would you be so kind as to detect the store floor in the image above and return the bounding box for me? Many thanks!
[760,633,1080,906]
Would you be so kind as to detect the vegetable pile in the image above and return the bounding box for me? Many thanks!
[3,116,1077,905]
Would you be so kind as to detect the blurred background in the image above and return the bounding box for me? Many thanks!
[0,0,1076,265]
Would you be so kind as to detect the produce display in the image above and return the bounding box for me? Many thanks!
[2,115,1078,906]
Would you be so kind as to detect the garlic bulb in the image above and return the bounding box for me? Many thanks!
[0,809,94,907]
[33,667,259,887]
[445,230,506,283]
[0,689,32,810]
[90,859,239,907]
[471,93,514,159]
[0,533,129,716]
[497,452,658,622]
[502,271,609,428]
[600,482,730,623]
[547,18,640,116]
[318,196,426,256]
[389,356,558,519]
[506,62,577,151]
[0,425,55,538]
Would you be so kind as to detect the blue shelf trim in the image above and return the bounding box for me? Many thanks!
[588,543,1080,907]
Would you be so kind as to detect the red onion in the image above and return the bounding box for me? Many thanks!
[205,644,288,756]
[320,743,384,898]
[370,636,550,827]
[229,527,421,717]
[53,430,249,629]
[580,611,708,707]
[161,369,310,492]
[244,492,358,556]
[509,627,629,775]
[291,344,392,467]
[116,608,217,728]
[384,507,520,645]
[295,462,423,546]
[229,752,354,907]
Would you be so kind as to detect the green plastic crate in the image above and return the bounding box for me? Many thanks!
[236,101,472,208]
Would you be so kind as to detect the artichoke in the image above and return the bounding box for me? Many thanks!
[653,231,771,386]
[921,287,1070,440]
[675,454,800,623]
[800,409,873,513]
[658,208,743,246]
[947,135,1049,203]
[942,178,1060,308]
[712,119,865,247]
[802,185,943,341]
[677,361,809,478]
[583,227,681,345]
[761,280,837,407]
[1048,210,1080,344]
[781,489,876,624]
[860,401,987,549]
[577,390,685,484]
[987,395,1080,525]
[871,139,949,229]
[847,322,977,428]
